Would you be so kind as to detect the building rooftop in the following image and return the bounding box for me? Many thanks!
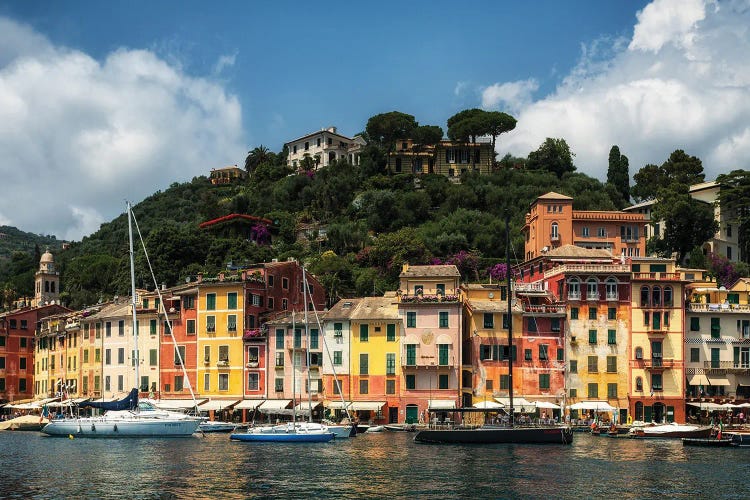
[400,264,461,278]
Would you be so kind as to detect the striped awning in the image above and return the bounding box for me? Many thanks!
[234,399,264,410]
[428,399,456,410]
[688,374,710,386]
[198,399,240,411]
[325,400,352,410]
[349,401,385,411]
[259,399,292,413]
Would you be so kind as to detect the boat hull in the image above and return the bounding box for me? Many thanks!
[414,426,573,444]
[629,425,712,439]
[42,417,200,437]
[230,430,334,443]
[198,421,238,433]
[326,425,355,438]
[682,437,734,447]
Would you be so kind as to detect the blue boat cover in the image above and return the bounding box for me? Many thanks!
[80,388,138,411]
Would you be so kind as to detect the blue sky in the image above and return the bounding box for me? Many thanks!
[1,0,749,240]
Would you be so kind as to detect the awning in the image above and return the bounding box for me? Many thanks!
[688,374,710,386]
[349,401,386,411]
[428,399,456,410]
[156,398,207,410]
[687,402,725,411]
[294,402,321,414]
[709,377,730,386]
[568,400,617,411]
[234,399,264,410]
[533,401,561,410]
[736,376,750,387]
[325,400,352,410]
[259,399,292,413]
[472,401,504,409]
[198,399,240,412]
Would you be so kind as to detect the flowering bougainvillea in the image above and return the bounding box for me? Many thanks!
[709,252,740,288]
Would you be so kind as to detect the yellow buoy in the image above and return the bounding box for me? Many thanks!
[68,434,74,440]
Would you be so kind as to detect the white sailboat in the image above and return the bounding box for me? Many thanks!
[231,270,334,442]
[42,202,201,438]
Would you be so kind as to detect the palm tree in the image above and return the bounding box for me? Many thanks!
[244,145,271,174]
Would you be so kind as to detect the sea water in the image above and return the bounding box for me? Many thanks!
[1,431,749,499]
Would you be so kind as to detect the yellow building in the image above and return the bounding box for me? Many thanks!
[629,258,686,423]
[349,295,401,424]
[196,279,245,402]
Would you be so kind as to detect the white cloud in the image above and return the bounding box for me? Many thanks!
[488,0,750,182]
[0,17,245,240]
[481,79,539,114]
[212,52,237,76]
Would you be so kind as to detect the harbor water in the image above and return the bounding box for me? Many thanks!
[1,431,750,499]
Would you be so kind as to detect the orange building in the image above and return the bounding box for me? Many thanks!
[522,192,647,261]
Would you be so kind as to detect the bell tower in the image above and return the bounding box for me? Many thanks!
[34,248,60,307]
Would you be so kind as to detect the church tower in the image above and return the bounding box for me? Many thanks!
[34,248,60,307]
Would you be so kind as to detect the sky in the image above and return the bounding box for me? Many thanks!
[1,0,749,241]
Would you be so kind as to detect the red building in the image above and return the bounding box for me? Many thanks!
[159,285,198,400]
[0,304,69,403]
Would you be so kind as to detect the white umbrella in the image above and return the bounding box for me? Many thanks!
[472,401,503,409]
[533,401,561,410]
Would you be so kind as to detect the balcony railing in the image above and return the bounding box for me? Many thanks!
[287,339,307,350]
[586,293,600,301]
[703,360,750,371]
[633,272,681,281]
[606,293,619,301]
[400,294,459,304]
[568,291,581,301]
[544,263,630,279]
[638,358,676,370]
[522,304,567,315]
[688,303,750,313]
[402,354,456,367]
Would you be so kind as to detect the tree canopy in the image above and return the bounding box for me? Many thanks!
[526,138,576,179]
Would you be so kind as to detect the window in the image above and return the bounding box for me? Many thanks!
[276,329,284,349]
[569,388,577,398]
[539,344,548,361]
[228,315,237,332]
[359,354,368,375]
[406,344,417,366]
[183,295,195,309]
[150,349,157,366]
[643,311,650,327]
[150,319,157,335]
[203,373,210,392]
[95,323,101,339]
[105,322,111,337]
[568,278,580,299]
[551,317,561,332]
[438,344,449,365]
[386,353,396,375]
[690,348,700,363]
[551,222,559,239]
[570,308,579,320]
[186,319,196,335]
[406,374,416,389]
[117,375,124,392]
[206,316,216,333]
[483,313,494,329]
[558,348,564,361]
[582,226,590,237]
[309,328,319,349]
[219,345,229,363]
[539,374,550,390]
[608,329,616,345]
[83,350,89,364]
[598,227,606,237]
[282,277,289,289]
[275,352,284,367]
[334,322,343,337]
[247,373,259,391]
[527,318,537,333]
[635,347,643,360]
[607,383,618,399]
[711,317,721,338]
[606,356,617,373]
[228,292,237,310]
[275,378,283,392]
[438,374,448,389]
[608,307,616,320]
[359,380,369,394]
[588,356,598,373]
[651,373,663,391]
[664,287,673,306]
[636,377,643,391]
[206,293,216,310]
[387,324,396,342]
[105,376,111,392]
[524,349,532,361]
[711,348,720,368]
[439,312,449,328]
[588,383,598,398]
[589,329,597,344]
[406,311,416,328]
[117,348,125,364]
[215,373,227,391]
[500,375,509,390]
[570,360,577,373]
[333,351,342,365]
[589,306,597,320]
[95,349,101,363]
[587,278,598,300]
[359,324,369,342]
[386,379,396,394]
[174,346,185,366]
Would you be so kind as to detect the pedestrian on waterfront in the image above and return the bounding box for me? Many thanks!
[739,411,746,425]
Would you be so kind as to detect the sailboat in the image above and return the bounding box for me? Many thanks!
[230,271,334,443]
[42,203,201,438]
[413,214,573,445]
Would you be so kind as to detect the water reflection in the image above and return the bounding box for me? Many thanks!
[0,432,748,499]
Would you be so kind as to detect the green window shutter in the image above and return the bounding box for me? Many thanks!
[711,317,721,338]
[734,347,740,367]
[608,329,616,344]
[275,329,284,349]
[228,292,237,309]
[570,308,578,320]
[539,374,550,390]
[557,348,564,361]
[589,329,597,344]
[310,329,319,349]
[690,317,700,331]
[360,324,369,342]
[500,375,509,390]
[386,324,396,342]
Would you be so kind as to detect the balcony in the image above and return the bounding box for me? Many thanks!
[399,294,459,304]
[522,304,566,315]
[206,325,216,334]
[688,302,750,313]
[402,354,456,368]
[217,359,230,368]
[544,263,630,279]
[646,328,667,338]
[703,361,750,372]
[287,338,308,350]
[568,291,581,301]
[639,358,676,371]
[633,272,681,281]
[606,293,619,302]
[586,293,600,301]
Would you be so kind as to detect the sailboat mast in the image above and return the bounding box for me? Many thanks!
[302,268,313,423]
[505,212,514,425]
[127,202,140,394]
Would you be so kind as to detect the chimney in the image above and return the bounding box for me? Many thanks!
[219,273,225,282]
[197,273,203,283]
[402,263,409,273]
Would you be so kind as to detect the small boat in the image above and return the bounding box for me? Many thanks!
[365,425,385,433]
[629,423,712,439]
[230,422,334,443]
[385,424,417,432]
[0,415,48,431]
[199,420,238,433]
[730,433,750,447]
[682,437,735,447]
[325,424,356,438]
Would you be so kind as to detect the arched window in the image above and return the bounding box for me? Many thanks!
[605,277,618,300]
[664,286,673,306]
[568,278,580,300]
[586,278,599,301]
[635,376,643,391]
[652,286,661,307]
[640,286,650,307]
[551,222,559,239]
[635,347,643,360]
